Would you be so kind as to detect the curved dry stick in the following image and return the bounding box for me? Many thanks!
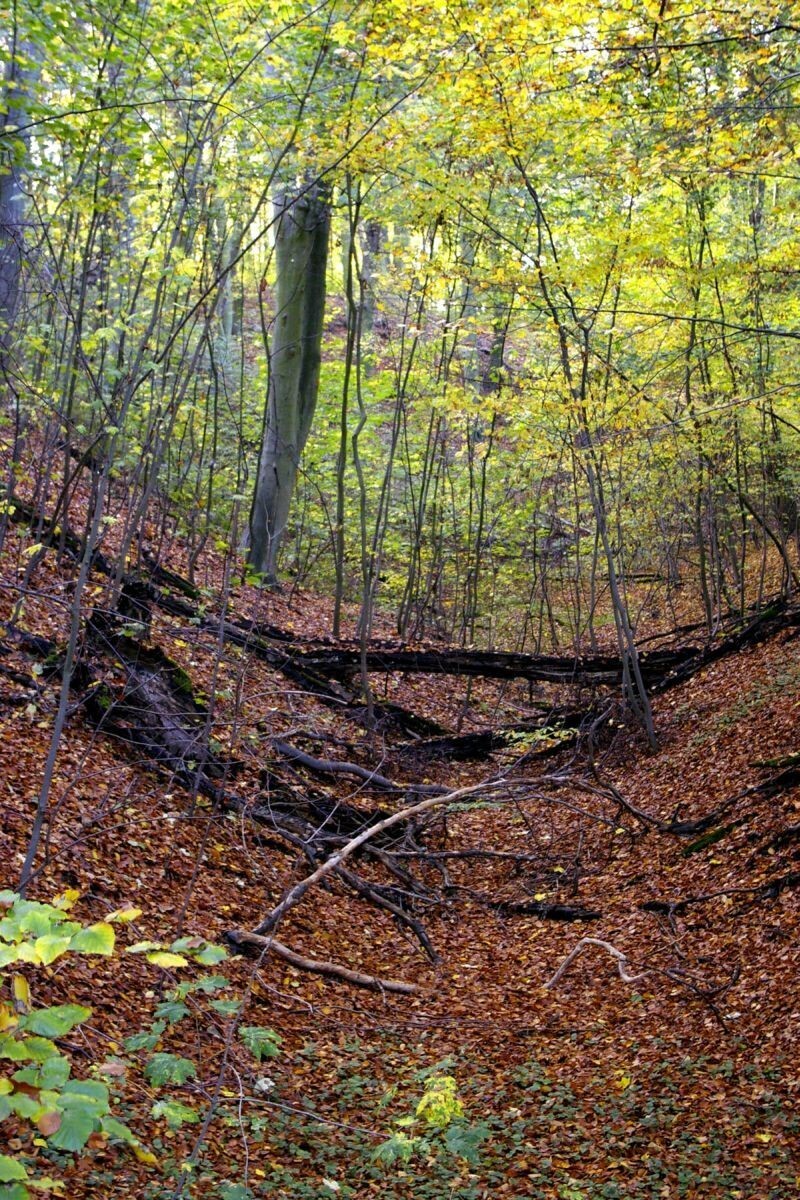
[544,937,651,989]
[226,930,418,994]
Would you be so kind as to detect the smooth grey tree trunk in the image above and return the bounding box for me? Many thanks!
[249,185,330,582]
[0,27,42,359]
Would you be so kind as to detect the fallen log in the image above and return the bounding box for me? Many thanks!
[283,643,698,687]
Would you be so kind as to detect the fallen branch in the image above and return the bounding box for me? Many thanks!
[246,776,512,937]
[225,930,419,994]
[544,937,650,989]
[271,739,447,796]
[641,870,800,917]
[493,899,601,921]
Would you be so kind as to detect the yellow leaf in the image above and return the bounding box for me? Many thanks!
[12,975,31,1012]
[132,1145,159,1166]
[533,893,547,901]
[145,951,188,968]
[52,889,80,911]
[755,1132,772,1143]
[106,906,142,924]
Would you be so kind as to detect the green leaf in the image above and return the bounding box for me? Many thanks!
[9,1092,41,1120]
[47,1106,96,1152]
[175,975,228,999]
[443,1120,489,1163]
[190,943,227,966]
[153,999,189,1025]
[123,1022,165,1053]
[239,1027,281,1062]
[372,1132,418,1164]
[61,1079,109,1108]
[31,936,72,967]
[2,1036,58,1064]
[150,1099,199,1129]
[22,1006,91,1038]
[143,1054,196,1086]
[99,1116,137,1145]
[209,999,241,1017]
[37,1054,71,1090]
[0,1183,30,1200]
[68,923,114,956]
[0,1159,27,1183]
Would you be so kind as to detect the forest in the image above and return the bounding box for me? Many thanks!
[1,0,799,1196]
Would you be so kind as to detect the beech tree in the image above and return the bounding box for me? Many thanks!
[248,184,331,583]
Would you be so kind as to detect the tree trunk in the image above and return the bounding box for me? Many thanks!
[248,184,330,582]
[0,26,42,360]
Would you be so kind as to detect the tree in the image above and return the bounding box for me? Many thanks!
[0,6,42,364]
[248,184,331,583]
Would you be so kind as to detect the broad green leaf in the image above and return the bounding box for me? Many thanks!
[191,943,227,966]
[30,938,71,967]
[22,1006,91,1039]
[150,1099,199,1128]
[143,1054,196,1086]
[9,1091,41,1120]
[153,999,189,1025]
[2,1036,57,1064]
[239,1027,281,1062]
[15,1055,71,1091]
[175,975,228,998]
[99,1116,137,1145]
[61,1079,109,1106]
[209,999,241,1017]
[68,923,114,956]
[0,1158,28,1183]
[47,1107,95,1152]
[0,1182,30,1200]
[123,1021,165,1052]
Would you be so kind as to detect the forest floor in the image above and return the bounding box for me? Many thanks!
[1,503,799,1200]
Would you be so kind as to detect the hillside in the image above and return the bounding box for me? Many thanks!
[1,504,799,1200]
